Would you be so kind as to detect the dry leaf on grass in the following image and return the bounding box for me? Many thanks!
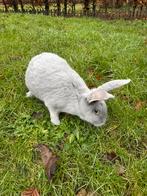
[87,193,96,196]
[117,164,126,176]
[103,151,121,163]
[87,67,103,81]
[87,67,95,76]
[96,74,103,81]
[76,188,87,196]
[134,100,146,111]
[76,188,96,196]
[35,144,59,181]
[121,94,130,101]
[21,188,40,196]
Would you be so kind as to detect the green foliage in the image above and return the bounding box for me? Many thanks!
[0,13,147,195]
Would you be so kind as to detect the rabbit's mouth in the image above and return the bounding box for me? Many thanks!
[93,119,106,127]
[94,122,105,127]
[80,116,106,127]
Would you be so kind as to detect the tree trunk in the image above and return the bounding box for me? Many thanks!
[12,0,18,12]
[57,0,61,16]
[2,0,8,12]
[44,0,49,15]
[64,0,67,16]
[84,0,90,15]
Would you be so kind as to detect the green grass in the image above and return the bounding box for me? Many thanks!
[0,13,147,196]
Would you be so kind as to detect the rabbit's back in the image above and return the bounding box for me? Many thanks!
[25,53,88,105]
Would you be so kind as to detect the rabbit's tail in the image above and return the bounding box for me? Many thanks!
[26,91,33,98]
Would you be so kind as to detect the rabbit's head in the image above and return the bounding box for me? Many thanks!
[79,79,131,127]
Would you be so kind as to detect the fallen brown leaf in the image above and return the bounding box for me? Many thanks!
[21,188,40,196]
[76,188,96,196]
[87,67,95,76]
[121,94,130,101]
[117,164,126,176]
[103,151,121,163]
[87,67,103,81]
[76,188,87,196]
[96,74,103,80]
[35,144,59,181]
[87,192,96,196]
[134,100,145,111]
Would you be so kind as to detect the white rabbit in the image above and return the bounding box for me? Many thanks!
[25,52,131,126]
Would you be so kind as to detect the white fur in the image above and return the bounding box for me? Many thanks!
[97,79,131,91]
[25,53,131,126]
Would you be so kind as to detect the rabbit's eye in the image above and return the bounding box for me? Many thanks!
[94,109,100,115]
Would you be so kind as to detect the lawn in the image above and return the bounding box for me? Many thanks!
[0,13,147,195]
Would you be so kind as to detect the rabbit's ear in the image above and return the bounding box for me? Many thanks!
[97,79,131,92]
[87,89,114,103]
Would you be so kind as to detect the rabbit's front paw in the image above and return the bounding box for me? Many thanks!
[26,91,33,97]
[51,118,60,125]
[46,104,60,125]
